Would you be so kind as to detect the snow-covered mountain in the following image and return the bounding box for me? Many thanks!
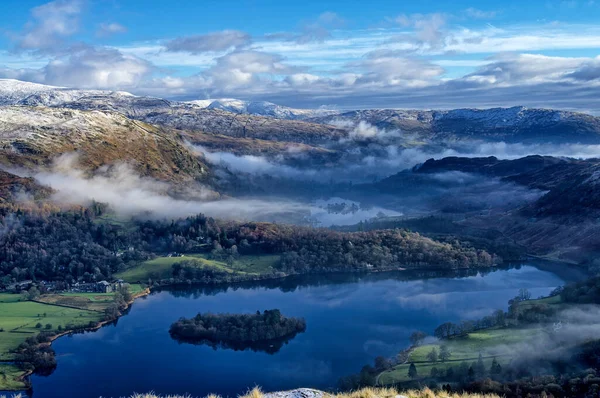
[186,98,329,119]
[310,106,600,144]
[2,79,600,145]
[0,79,328,120]
[0,79,64,105]
[0,79,134,107]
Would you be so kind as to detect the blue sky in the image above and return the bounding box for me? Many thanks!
[1,0,600,110]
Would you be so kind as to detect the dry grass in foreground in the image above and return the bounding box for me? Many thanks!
[127,387,500,398]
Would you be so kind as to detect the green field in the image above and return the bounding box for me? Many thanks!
[379,295,565,385]
[0,284,144,390]
[115,253,280,283]
[379,326,544,385]
[0,364,26,391]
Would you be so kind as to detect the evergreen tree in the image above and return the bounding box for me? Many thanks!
[408,362,418,379]
[475,352,486,377]
[490,357,502,376]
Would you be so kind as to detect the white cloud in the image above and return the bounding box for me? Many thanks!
[44,47,152,89]
[295,12,346,43]
[394,13,449,50]
[464,8,497,19]
[203,50,296,92]
[353,53,444,86]
[15,0,83,51]
[0,46,153,89]
[4,1,600,110]
[96,22,127,38]
[165,30,252,54]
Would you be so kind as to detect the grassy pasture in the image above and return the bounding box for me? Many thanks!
[115,253,280,283]
[0,284,144,390]
[378,327,543,385]
[379,295,564,385]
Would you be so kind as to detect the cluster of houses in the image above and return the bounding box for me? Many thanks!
[70,280,126,293]
[3,279,126,294]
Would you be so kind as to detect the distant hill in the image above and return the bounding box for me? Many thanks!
[311,107,600,144]
[4,79,600,147]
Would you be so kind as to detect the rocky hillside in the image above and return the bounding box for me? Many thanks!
[0,106,211,186]
[413,155,600,218]
[0,169,52,204]
[0,79,347,145]
[394,155,600,265]
[414,155,569,177]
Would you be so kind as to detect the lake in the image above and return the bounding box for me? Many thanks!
[29,264,577,398]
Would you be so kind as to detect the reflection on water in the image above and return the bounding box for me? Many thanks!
[27,263,579,398]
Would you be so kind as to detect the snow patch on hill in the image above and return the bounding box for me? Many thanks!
[0,78,134,107]
[186,98,326,119]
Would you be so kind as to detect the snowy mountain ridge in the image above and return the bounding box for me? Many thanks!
[1,79,600,144]
[0,79,134,107]
[187,98,330,119]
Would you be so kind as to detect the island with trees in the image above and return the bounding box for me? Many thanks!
[169,309,306,353]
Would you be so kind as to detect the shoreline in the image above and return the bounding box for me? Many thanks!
[10,287,151,391]
[5,257,576,392]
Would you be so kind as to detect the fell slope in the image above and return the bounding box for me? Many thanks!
[311,107,600,144]
[0,106,211,185]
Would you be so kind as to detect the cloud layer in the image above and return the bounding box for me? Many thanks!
[2,1,600,110]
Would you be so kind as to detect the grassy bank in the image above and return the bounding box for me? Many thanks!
[379,295,564,385]
[378,327,542,384]
[0,284,146,390]
[115,254,281,283]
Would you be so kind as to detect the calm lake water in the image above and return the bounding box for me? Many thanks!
[28,264,578,398]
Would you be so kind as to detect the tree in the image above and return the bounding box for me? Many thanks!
[434,322,456,339]
[493,309,506,327]
[408,362,418,379]
[359,365,376,387]
[490,357,502,376]
[374,356,391,371]
[475,353,486,377]
[430,367,439,378]
[25,287,40,301]
[426,347,439,363]
[468,366,475,380]
[439,345,451,362]
[44,324,52,330]
[35,323,42,329]
[104,303,119,320]
[518,288,531,301]
[409,331,427,346]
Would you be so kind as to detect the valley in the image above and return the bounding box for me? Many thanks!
[1,79,600,397]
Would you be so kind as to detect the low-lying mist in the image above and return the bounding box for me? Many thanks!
[488,305,600,368]
[8,153,405,227]
[190,121,600,184]
[24,153,310,222]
